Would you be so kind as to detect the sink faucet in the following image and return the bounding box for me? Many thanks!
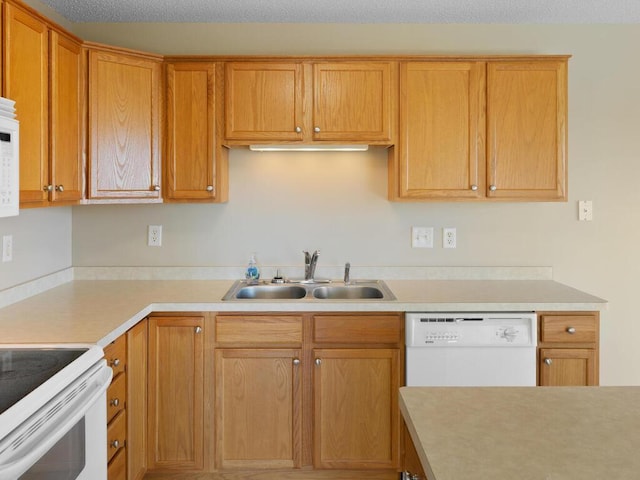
[344,262,351,284]
[303,250,320,281]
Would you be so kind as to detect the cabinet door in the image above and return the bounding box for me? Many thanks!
[225,62,304,141]
[3,3,49,206]
[539,348,596,386]
[50,31,84,203]
[166,62,220,201]
[487,60,567,200]
[313,348,400,469]
[88,49,161,200]
[127,319,148,480]
[312,62,395,143]
[215,348,302,469]
[397,62,485,199]
[148,316,204,470]
[403,422,428,480]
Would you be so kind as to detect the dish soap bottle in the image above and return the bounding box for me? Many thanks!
[245,253,260,283]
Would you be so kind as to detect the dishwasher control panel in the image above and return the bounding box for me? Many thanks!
[406,312,536,347]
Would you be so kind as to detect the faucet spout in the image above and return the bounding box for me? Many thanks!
[344,262,351,284]
[303,250,320,281]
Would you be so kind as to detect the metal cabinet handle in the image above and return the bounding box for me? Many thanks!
[313,127,321,133]
[544,358,553,366]
[110,358,120,367]
[110,440,120,449]
[295,126,302,133]
[55,185,64,192]
[566,327,576,334]
[470,184,478,191]
[489,185,497,192]
[293,358,301,366]
[404,472,421,480]
[195,326,202,334]
[206,185,214,192]
[153,185,161,191]
[43,185,53,192]
[315,358,322,366]
[110,398,120,407]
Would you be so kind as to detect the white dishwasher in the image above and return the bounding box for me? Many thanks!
[405,312,537,386]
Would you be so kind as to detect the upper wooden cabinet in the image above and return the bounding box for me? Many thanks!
[487,60,567,200]
[390,57,568,201]
[2,2,84,207]
[49,31,84,204]
[224,61,396,144]
[87,46,162,201]
[165,62,228,202]
[395,61,486,199]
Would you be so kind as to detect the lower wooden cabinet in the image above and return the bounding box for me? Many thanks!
[147,314,205,471]
[313,348,400,469]
[215,348,302,469]
[212,312,402,474]
[537,311,599,386]
[402,422,428,480]
[127,319,148,480]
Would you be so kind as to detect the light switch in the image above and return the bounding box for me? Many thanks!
[412,227,434,248]
[578,200,593,221]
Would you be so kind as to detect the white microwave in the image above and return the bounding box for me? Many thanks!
[0,101,19,218]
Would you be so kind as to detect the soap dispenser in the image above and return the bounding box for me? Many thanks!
[245,253,260,284]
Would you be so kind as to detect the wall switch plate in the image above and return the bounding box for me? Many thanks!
[443,228,457,248]
[412,227,434,248]
[148,225,162,247]
[578,200,593,221]
[2,235,13,262]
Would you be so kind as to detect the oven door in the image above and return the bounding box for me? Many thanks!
[0,361,111,480]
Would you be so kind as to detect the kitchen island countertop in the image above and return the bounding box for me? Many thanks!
[0,278,605,346]
[400,386,640,480]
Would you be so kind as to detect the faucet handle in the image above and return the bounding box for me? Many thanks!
[344,262,351,284]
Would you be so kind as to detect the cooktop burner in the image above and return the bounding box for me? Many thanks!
[0,348,87,414]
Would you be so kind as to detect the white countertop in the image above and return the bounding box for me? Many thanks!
[0,279,606,346]
[400,386,640,480]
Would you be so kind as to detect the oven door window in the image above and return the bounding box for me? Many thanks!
[19,418,85,480]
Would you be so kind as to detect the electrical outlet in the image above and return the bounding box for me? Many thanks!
[2,235,13,262]
[412,227,434,248]
[443,228,457,249]
[148,225,162,247]
[578,200,593,221]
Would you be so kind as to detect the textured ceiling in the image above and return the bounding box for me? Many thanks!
[37,0,640,23]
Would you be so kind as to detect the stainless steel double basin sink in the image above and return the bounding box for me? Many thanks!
[222,280,396,301]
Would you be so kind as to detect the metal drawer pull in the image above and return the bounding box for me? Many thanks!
[55,185,64,192]
[195,326,202,334]
[315,358,322,366]
[110,398,120,407]
[110,358,120,367]
[293,358,300,366]
[111,440,120,449]
[566,327,576,334]
[295,126,302,133]
[544,358,553,366]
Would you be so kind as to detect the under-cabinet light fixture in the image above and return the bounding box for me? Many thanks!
[249,144,369,152]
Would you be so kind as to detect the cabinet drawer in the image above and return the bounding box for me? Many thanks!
[107,445,127,480]
[104,335,126,377]
[216,315,303,345]
[313,314,401,345]
[540,314,597,343]
[107,410,127,463]
[107,371,126,423]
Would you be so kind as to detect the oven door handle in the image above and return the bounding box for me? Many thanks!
[0,361,112,478]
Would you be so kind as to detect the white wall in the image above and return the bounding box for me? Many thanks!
[0,208,73,291]
[8,8,640,385]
